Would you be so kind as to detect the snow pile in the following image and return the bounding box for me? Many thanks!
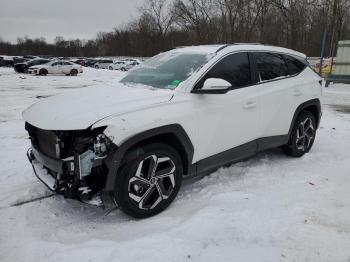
[0,67,349,262]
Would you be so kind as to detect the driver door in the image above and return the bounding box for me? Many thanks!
[192,52,261,169]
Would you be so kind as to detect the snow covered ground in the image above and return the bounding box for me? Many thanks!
[0,67,349,262]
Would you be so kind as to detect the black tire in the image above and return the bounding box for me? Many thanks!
[70,69,78,76]
[283,111,316,157]
[109,66,113,70]
[121,67,127,71]
[114,143,183,218]
[39,69,48,76]
[94,65,99,69]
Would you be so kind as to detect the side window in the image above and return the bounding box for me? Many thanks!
[204,52,251,89]
[52,62,58,66]
[254,52,288,81]
[284,55,307,75]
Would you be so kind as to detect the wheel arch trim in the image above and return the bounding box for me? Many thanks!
[103,124,194,191]
[288,98,321,140]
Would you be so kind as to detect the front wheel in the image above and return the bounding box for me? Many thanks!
[114,143,183,218]
[283,111,316,157]
[39,69,48,76]
[70,69,78,76]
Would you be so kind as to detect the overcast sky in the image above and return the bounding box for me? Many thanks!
[0,0,144,43]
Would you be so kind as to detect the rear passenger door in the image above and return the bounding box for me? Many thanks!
[253,52,305,139]
[62,62,72,74]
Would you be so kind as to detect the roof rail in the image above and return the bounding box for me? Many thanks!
[215,44,231,53]
[232,43,263,45]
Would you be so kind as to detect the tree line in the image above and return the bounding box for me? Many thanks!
[1,0,349,58]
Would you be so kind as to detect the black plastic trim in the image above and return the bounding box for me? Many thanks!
[287,98,321,139]
[191,88,230,94]
[103,124,194,191]
[189,135,289,178]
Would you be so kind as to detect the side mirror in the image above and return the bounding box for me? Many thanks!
[192,78,231,94]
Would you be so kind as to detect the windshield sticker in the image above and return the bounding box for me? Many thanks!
[170,79,181,87]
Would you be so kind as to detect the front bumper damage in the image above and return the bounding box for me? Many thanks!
[25,127,115,207]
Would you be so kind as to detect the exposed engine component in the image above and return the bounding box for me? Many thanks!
[26,123,112,204]
[94,134,111,157]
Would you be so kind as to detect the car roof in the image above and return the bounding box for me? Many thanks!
[175,44,306,59]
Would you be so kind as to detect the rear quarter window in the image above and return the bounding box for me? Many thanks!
[253,52,288,81]
[283,55,307,75]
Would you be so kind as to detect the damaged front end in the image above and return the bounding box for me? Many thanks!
[25,122,115,206]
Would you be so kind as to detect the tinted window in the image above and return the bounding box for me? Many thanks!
[203,52,251,89]
[254,52,288,81]
[284,55,307,75]
[52,62,59,66]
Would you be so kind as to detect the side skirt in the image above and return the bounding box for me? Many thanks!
[185,135,288,180]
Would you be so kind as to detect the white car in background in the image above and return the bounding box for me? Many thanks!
[108,60,140,71]
[28,61,83,76]
[94,59,114,69]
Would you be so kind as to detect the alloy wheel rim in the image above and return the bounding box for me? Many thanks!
[296,118,315,151]
[128,154,176,210]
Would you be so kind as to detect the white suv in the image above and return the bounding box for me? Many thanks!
[23,44,322,218]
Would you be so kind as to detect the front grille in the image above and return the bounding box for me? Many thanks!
[25,122,104,159]
[36,128,60,158]
[26,123,60,159]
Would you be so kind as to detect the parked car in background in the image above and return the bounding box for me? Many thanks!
[23,44,322,218]
[109,60,140,71]
[71,58,86,66]
[14,58,50,73]
[94,59,114,69]
[13,57,29,65]
[0,56,14,67]
[28,61,83,76]
[0,56,5,67]
[23,55,39,60]
[83,59,97,67]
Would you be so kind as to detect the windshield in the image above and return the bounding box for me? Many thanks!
[120,51,212,89]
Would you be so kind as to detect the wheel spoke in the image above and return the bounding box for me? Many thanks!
[147,155,158,179]
[129,184,159,210]
[129,176,150,187]
[128,154,177,210]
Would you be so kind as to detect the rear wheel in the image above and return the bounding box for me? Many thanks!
[70,69,78,76]
[114,143,183,218]
[283,111,316,157]
[109,66,113,70]
[39,69,47,76]
[121,67,127,71]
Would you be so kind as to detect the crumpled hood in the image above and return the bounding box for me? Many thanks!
[23,83,174,130]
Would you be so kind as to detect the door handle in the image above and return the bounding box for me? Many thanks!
[292,90,302,96]
[243,101,257,109]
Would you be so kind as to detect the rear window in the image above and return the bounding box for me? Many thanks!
[254,52,288,81]
[284,55,307,75]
